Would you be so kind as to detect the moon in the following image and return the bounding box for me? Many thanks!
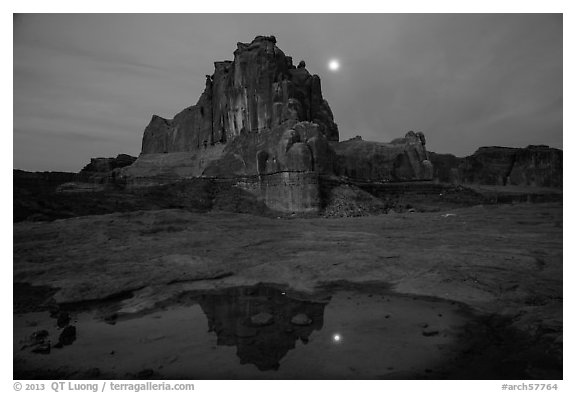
[328,59,340,72]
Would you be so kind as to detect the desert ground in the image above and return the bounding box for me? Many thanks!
[13,200,562,379]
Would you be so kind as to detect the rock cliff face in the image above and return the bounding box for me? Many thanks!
[203,119,337,177]
[429,145,562,188]
[133,35,432,183]
[427,152,463,184]
[507,145,562,187]
[140,36,338,170]
[459,147,517,186]
[331,132,433,181]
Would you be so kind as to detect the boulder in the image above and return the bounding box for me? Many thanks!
[58,325,77,346]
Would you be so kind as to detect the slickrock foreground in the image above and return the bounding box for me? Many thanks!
[13,203,562,378]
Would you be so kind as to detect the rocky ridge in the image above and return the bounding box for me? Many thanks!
[430,145,562,188]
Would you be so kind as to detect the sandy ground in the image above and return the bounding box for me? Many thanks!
[13,202,562,378]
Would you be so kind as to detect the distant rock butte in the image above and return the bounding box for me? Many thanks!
[429,145,562,188]
[126,35,432,184]
[80,154,136,174]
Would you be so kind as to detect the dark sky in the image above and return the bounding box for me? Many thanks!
[13,14,562,172]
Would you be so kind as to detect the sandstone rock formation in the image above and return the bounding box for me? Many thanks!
[331,131,433,181]
[427,152,463,184]
[508,145,563,187]
[119,35,436,213]
[129,35,432,184]
[80,154,136,173]
[136,35,338,178]
[429,145,562,188]
[459,146,517,186]
[76,154,137,185]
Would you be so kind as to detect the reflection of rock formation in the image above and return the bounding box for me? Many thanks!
[197,285,328,371]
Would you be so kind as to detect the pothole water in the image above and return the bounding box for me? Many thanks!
[12,284,501,379]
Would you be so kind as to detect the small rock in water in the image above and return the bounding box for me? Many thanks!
[290,313,312,326]
[57,312,71,328]
[58,325,77,346]
[30,330,49,345]
[250,312,274,326]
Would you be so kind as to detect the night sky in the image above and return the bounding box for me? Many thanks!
[13,13,562,172]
